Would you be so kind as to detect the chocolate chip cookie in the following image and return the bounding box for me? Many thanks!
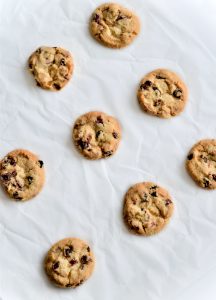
[44,238,95,288]
[72,111,121,160]
[123,182,174,236]
[0,149,45,201]
[89,3,140,48]
[137,69,188,118]
[186,139,216,189]
[28,46,74,91]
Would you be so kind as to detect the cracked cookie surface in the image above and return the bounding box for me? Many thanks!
[72,111,121,160]
[137,69,188,118]
[186,139,216,189]
[123,182,174,236]
[90,3,140,48]
[28,46,73,91]
[0,149,45,201]
[44,238,95,288]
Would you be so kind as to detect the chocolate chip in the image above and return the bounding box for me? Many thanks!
[93,13,100,23]
[131,225,139,232]
[36,80,41,87]
[141,193,148,203]
[173,88,182,98]
[140,80,152,90]
[112,132,118,139]
[11,170,17,177]
[60,58,66,66]
[64,245,73,257]
[53,261,59,270]
[96,116,103,124]
[53,83,61,90]
[6,156,16,166]
[132,199,136,205]
[96,130,102,139]
[153,99,162,107]
[203,178,210,188]
[80,255,88,265]
[150,186,157,189]
[66,284,72,287]
[165,199,172,206]
[1,174,11,181]
[70,259,78,266]
[151,191,157,197]
[27,176,33,184]
[29,62,33,69]
[152,86,158,91]
[87,246,90,252]
[213,175,216,181]
[200,155,208,163]
[156,75,166,79]
[38,160,44,168]
[36,48,41,54]
[78,139,89,150]
[75,280,84,287]
[13,192,22,200]
[187,153,193,160]
[102,150,113,157]
[116,15,124,21]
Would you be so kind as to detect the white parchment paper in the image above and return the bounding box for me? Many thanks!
[0,0,216,299]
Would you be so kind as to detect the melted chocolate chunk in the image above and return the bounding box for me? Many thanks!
[70,259,78,266]
[156,75,166,79]
[213,174,216,181]
[165,199,172,206]
[153,99,162,107]
[80,255,88,265]
[96,116,103,124]
[6,156,16,166]
[140,80,152,90]
[173,88,182,98]
[93,13,100,23]
[13,192,23,200]
[151,191,157,197]
[102,150,113,157]
[96,130,102,139]
[60,58,66,66]
[52,261,59,270]
[63,245,73,257]
[53,83,61,90]
[27,176,33,184]
[187,153,193,160]
[87,246,90,252]
[203,178,210,188]
[78,139,89,150]
[38,160,44,168]
[112,132,118,139]
[1,174,11,181]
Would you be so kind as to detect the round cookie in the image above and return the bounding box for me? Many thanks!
[137,69,188,118]
[28,46,74,91]
[186,139,216,189]
[0,149,45,201]
[72,111,121,160]
[44,238,95,288]
[89,3,140,49]
[123,182,174,236]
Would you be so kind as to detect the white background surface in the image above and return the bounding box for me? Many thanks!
[0,0,216,299]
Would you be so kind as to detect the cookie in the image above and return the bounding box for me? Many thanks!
[123,182,174,236]
[72,111,121,160]
[186,139,216,189]
[0,149,45,201]
[137,69,188,118]
[89,3,140,48]
[44,238,95,288]
[28,46,74,91]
